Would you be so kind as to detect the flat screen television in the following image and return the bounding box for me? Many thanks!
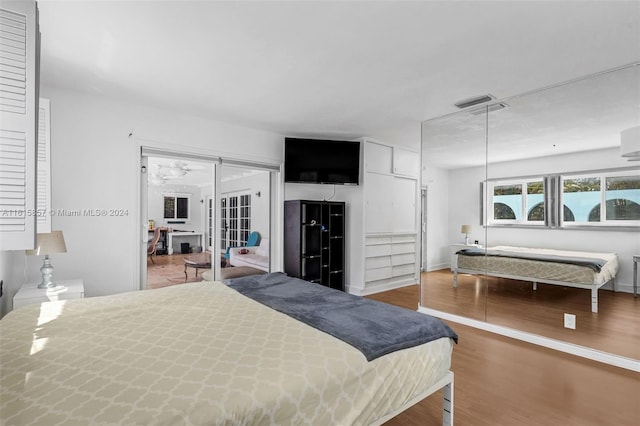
[284,138,360,185]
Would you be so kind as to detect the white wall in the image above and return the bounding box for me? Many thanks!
[422,165,454,271]
[9,86,283,306]
[445,147,639,291]
[448,165,485,247]
[0,251,13,317]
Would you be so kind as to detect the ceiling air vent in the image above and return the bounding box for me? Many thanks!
[454,94,495,109]
[469,102,509,115]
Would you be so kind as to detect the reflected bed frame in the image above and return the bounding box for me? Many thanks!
[453,268,614,313]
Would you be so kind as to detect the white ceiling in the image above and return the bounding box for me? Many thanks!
[423,64,640,168]
[38,1,640,150]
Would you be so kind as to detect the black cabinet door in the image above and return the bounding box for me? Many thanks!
[284,200,345,291]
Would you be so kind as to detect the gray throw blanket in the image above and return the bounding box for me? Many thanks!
[457,248,607,272]
[224,272,458,361]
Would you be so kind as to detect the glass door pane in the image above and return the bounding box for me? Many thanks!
[220,197,228,252]
[219,164,271,270]
[484,64,640,360]
[420,107,488,321]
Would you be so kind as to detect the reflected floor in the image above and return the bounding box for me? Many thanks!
[421,269,640,360]
[147,253,223,289]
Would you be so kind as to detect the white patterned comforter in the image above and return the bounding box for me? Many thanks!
[1,282,453,425]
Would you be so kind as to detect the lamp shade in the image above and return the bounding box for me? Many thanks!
[621,126,640,159]
[460,225,472,234]
[25,231,67,256]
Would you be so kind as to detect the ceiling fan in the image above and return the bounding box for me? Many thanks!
[156,160,205,177]
[147,159,208,185]
[147,163,187,185]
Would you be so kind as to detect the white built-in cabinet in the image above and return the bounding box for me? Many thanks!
[0,0,40,250]
[356,139,420,294]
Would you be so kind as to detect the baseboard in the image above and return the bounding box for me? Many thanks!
[348,280,417,296]
[418,306,640,373]
[425,262,449,272]
[610,282,635,294]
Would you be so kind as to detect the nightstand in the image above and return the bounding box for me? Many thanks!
[13,279,84,309]
[450,244,480,271]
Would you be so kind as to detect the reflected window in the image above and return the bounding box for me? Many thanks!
[563,205,575,222]
[562,172,640,225]
[494,202,516,220]
[588,199,640,221]
[562,177,600,222]
[163,193,190,221]
[486,170,640,228]
[528,202,544,221]
[488,178,545,225]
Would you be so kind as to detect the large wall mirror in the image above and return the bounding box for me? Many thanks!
[421,63,639,362]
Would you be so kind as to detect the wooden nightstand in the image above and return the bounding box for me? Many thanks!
[13,279,84,309]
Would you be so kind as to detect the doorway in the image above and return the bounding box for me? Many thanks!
[139,148,279,290]
[144,155,215,289]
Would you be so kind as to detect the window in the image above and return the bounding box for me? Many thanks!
[562,172,640,225]
[487,178,545,225]
[163,194,190,221]
[484,170,639,229]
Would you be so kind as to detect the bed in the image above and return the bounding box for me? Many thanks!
[453,245,619,313]
[1,273,457,425]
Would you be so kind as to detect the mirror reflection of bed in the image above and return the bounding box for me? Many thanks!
[420,63,640,362]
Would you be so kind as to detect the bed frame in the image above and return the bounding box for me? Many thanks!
[374,371,454,426]
[453,267,614,313]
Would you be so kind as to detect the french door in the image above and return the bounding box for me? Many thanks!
[220,192,251,252]
[206,196,214,250]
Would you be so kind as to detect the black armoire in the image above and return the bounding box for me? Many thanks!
[284,200,345,291]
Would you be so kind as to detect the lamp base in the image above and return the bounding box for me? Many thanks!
[37,255,56,289]
[464,235,470,245]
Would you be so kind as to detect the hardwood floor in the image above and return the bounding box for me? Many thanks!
[367,285,639,426]
[420,269,640,360]
[146,253,220,289]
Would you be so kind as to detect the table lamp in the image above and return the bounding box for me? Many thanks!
[25,231,67,289]
[461,225,472,245]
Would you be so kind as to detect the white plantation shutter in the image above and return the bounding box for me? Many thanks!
[37,98,50,232]
[0,1,39,250]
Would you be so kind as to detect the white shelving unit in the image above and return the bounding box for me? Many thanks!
[351,138,421,295]
[365,233,418,290]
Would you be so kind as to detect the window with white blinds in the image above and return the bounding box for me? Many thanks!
[0,8,27,114]
[0,128,27,231]
[0,0,39,250]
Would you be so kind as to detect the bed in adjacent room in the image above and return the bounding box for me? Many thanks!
[1,273,457,426]
[453,245,619,313]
